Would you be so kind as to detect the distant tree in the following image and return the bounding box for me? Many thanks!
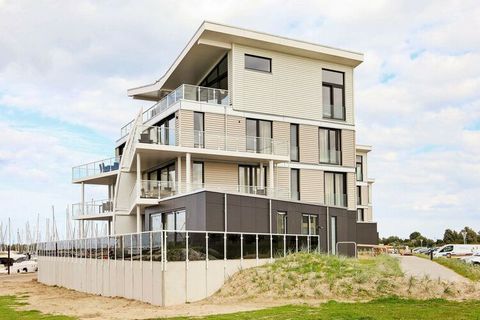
[409,231,421,240]
[463,227,478,244]
[443,229,458,244]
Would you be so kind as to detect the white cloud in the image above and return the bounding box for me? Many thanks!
[0,0,479,240]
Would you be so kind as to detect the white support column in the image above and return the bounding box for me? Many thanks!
[269,160,274,195]
[81,182,85,215]
[136,153,141,198]
[186,153,191,192]
[177,156,182,192]
[259,163,264,188]
[136,205,141,233]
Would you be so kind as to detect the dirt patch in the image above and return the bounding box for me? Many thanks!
[0,274,277,320]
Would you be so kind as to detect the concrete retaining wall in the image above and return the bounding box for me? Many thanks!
[37,257,268,306]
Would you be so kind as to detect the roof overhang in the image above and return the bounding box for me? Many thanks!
[128,21,364,101]
[356,144,373,152]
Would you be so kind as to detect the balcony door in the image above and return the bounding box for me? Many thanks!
[238,165,267,195]
[246,119,272,154]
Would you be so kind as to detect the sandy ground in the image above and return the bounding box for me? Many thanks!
[0,273,280,320]
[398,256,469,283]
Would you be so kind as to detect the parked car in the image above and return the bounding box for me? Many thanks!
[461,252,480,265]
[434,244,480,258]
[0,254,38,274]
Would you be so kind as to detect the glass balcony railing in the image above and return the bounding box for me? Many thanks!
[319,150,342,165]
[325,193,347,207]
[135,180,290,201]
[119,84,229,139]
[323,104,345,120]
[138,126,177,145]
[72,157,121,180]
[72,199,113,216]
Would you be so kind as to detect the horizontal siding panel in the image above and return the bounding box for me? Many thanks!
[180,110,194,148]
[300,169,324,204]
[299,125,319,164]
[342,129,355,167]
[204,161,237,186]
[347,172,355,210]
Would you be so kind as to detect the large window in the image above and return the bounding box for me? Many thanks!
[325,172,346,207]
[290,124,299,162]
[245,54,271,73]
[356,155,363,181]
[140,114,176,145]
[319,128,341,164]
[149,209,186,231]
[246,119,272,153]
[276,211,287,234]
[238,165,267,195]
[143,163,176,198]
[194,112,204,148]
[199,55,228,89]
[192,161,204,188]
[291,169,300,200]
[322,69,345,120]
[301,214,318,235]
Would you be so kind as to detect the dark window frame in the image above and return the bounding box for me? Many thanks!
[322,69,345,121]
[324,171,347,207]
[246,118,273,153]
[319,127,342,165]
[290,124,299,162]
[357,186,362,205]
[301,213,319,235]
[276,211,287,234]
[357,208,365,222]
[194,111,205,148]
[238,164,268,188]
[356,155,364,181]
[291,168,300,201]
[244,54,272,73]
[192,161,205,185]
[199,54,228,89]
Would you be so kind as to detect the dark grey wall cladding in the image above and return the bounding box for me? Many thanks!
[143,191,377,257]
[356,222,379,245]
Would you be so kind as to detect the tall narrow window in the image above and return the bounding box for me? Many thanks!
[192,161,204,189]
[357,208,365,222]
[246,119,272,154]
[276,212,287,234]
[356,156,363,181]
[322,69,345,120]
[291,169,300,200]
[319,128,341,164]
[290,124,299,162]
[245,54,271,73]
[357,186,362,205]
[301,214,318,235]
[324,172,346,207]
[194,112,204,148]
[330,216,337,254]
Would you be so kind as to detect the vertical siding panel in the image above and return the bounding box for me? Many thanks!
[299,169,323,204]
[342,130,355,167]
[347,172,355,210]
[299,125,319,164]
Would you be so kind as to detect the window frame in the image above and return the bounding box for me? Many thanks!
[276,211,287,234]
[356,155,364,181]
[322,69,345,121]
[244,54,272,73]
[290,168,300,201]
[192,161,204,186]
[290,123,299,162]
[357,186,362,205]
[319,127,342,165]
[199,54,228,89]
[193,112,205,148]
[357,208,365,222]
[324,172,347,207]
[301,214,318,235]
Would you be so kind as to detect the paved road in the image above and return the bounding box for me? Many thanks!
[398,255,469,283]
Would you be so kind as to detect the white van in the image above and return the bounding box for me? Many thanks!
[0,254,38,274]
[434,244,480,258]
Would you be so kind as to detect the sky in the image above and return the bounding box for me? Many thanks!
[0,0,479,241]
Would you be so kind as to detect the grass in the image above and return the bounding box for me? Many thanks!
[414,253,480,281]
[0,295,75,320]
[168,296,480,319]
[434,257,480,281]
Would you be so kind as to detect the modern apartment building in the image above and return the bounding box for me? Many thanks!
[71,21,378,254]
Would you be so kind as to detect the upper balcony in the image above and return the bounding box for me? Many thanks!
[72,199,113,220]
[72,156,120,184]
[120,84,229,140]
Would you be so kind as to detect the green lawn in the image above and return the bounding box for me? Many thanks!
[0,296,75,320]
[168,297,480,320]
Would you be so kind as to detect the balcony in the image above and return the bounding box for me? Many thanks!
[120,84,229,139]
[323,104,345,121]
[136,127,289,158]
[72,157,120,182]
[72,199,113,218]
[135,180,290,202]
[319,150,342,165]
[325,193,347,207]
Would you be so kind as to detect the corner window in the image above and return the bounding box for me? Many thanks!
[357,186,362,205]
[276,211,287,234]
[322,69,345,120]
[356,156,363,181]
[319,128,341,164]
[357,208,364,222]
[199,55,228,89]
[245,54,271,73]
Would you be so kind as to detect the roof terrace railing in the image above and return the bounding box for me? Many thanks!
[119,84,229,140]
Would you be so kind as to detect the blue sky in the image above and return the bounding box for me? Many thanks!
[0,0,479,241]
